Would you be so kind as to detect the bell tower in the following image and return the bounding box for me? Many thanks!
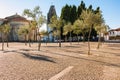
[47,5,57,42]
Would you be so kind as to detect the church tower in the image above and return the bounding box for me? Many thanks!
[47,5,57,42]
[47,5,57,24]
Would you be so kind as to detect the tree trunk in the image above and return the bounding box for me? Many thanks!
[33,30,36,42]
[70,32,72,45]
[7,34,9,47]
[59,35,61,47]
[1,33,4,51]
[38,35,41,51]
[28,34,31,47]
[97,32,101,49]
[25,35,27,46]
[88,27,92,55]
[77,34,79,44]
[83,33,85,43]
[35,28,37,42]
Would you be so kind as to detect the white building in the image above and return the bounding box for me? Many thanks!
[104,28,120,41]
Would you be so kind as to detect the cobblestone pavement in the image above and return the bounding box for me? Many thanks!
[0,42,120,80]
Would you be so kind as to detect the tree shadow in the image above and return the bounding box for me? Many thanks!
[2,47,120,68]
[3,50,17,53]
[2,49,56,63]
[43,46,60,47]
[19,49,37,51]
[107,44,120,48]
[60,48,85,54]
[91,49,120,56]
[63,46,80,48]
[41,50,120,68]
[21,52,56,63]
[108,48,120,50]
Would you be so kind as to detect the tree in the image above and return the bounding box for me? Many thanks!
[70,5,77,24]
[94,7,100,14]
[77,1,86,18]
[40,30,49,45]
[0,22,11,50]
[88,5,93,11]
[49,15,63,47]
[3,24,11,47]
[73,23,81,43]
[30,21,37,41]
[60,4,71,23]
[81,10,103,55]
[95,24,107,49]
[38,15,46,50]
[94,8,105,49]
[63,22,73,45]
[23,6,46,51]
[0,25,4,51]
[73,19,87,43]
[18,26,30,46]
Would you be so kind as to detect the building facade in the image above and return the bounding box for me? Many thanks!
[108,28,120,40]
[104,28,120,41]
[0,14,29,41]
[0,18,6,41]
[0,18,10,41]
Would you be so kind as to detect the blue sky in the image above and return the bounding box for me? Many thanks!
[0,0,120,29]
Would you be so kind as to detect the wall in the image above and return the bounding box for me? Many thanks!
[9,21,29,41]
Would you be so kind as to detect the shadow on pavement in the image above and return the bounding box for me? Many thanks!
[41,50,120,68]
[2,49,56,63]
[21,52,56,63]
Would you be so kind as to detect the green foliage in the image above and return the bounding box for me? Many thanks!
[70,5,77,24]
[60,4,71,23]
[3,24,11,34]
[30,21,37,30]
[23,6,46,28]
[58,1,107,42]
[0,23,11,35]
[18,26,30,36]
[80,9,104,28]
[23,6,41,20]
[95,24,108,34]
[88,5,93,11]
[94,7,100,14]
[49,15,63,37]
[49,15,57,29]
[60,1,104,40]
[77,1,86,18]
[73,19,84,35]
[38,15,46,26]
[63,22,73,36]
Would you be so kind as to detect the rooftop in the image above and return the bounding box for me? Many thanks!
[109,27,120,32]
[5,13,29,22]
